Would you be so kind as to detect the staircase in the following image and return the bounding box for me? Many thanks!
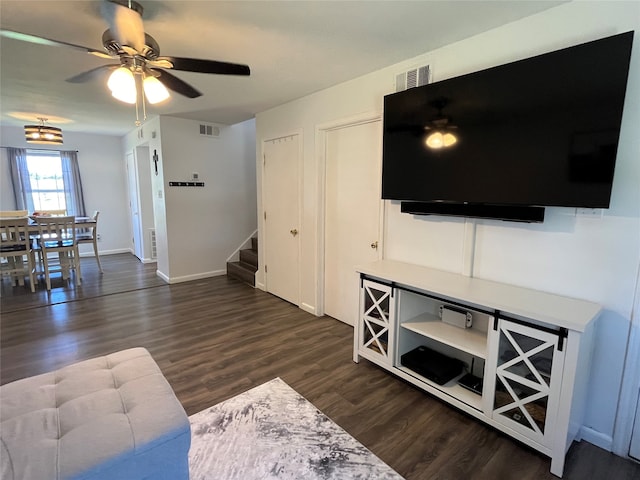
[227,237,258,286]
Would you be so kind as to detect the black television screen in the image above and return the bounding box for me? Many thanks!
[382,31,634,219]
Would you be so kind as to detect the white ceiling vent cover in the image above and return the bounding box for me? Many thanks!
[395,65,431,92]
[199,124,221,138]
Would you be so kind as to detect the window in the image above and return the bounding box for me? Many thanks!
[26,150,66,212]
[7,147,85,217]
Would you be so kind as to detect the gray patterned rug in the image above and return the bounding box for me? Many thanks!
[188,377,404,479]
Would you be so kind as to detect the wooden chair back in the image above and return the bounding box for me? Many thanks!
[0,210,28,218]
[78,211,100,240]
[0,217,36,292]
[34,215,81,290]
[1,217,30,251]
[77,211,102,273]
[36,215,77,245]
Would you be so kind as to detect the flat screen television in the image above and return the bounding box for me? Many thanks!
[382,31,634,222]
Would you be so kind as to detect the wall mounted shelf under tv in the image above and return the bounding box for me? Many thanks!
[382,31,634,223]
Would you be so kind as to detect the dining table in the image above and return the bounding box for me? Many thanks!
[26,216,96,233]
[1,215,97,289]
[0,215,96,232]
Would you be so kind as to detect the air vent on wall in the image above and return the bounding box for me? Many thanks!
[395,64,431,92]
[149,228,157,259]
[199,124,221,138]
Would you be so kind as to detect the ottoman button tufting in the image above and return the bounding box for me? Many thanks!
[0,348,191,480]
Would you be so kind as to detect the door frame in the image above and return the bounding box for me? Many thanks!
[126,151,144,261]
[259,130,303,303]
[134,145,156,263]
[315,111,384,318]
[612,262,640,459]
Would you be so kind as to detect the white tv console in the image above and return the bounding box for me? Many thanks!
[353,260,601,478]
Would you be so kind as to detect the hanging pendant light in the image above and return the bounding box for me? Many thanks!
[24,118,63,145]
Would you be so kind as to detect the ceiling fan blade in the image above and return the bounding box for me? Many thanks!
[155,70,202,98]
[67,64,120,83]
[158,56,251,76]
[101,0,145,53]
[0,29,113,59]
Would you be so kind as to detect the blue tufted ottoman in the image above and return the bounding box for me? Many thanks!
[0,348,190,480]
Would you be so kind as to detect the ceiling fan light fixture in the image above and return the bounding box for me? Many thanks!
[426,130,457,149]
[424,99,458,150]
[143,75,170,104]
[111,89,137,104]
[24,118,63,145]
[107,66,136,104]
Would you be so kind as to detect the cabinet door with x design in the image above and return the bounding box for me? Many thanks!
[357,279,396,367]
[485,317,567,448]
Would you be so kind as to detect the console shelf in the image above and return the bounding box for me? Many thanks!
[396,365,483,411]
[353,259,601,478]
[402,314,487,359]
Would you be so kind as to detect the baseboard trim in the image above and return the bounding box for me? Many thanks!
[163,269,227,284]
[156,270,170,283]
[256,281,266,291]
[78,248,130,257]
[226,229,258,263]
[579,426,613,452]
[300,303,317,315]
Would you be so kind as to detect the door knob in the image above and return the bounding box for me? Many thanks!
[371,241,378,250]
[290,229,298,237]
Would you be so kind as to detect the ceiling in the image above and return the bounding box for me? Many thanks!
[0,1,564,136]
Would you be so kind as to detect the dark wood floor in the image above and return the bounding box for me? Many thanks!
[1,254,638,480]
[0,252,165,314]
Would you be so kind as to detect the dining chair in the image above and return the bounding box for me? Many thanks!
[34,215,82,290]
[0,217,37,292]
[77,210,102,273]
[0,210,28,218]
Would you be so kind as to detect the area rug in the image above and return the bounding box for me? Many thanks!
[188,377,404,479]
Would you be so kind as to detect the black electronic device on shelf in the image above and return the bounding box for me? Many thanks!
[400,346,463,385]
[458,373,483,395]
[382,31,635,222]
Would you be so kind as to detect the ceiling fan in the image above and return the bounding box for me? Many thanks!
[0,0,250,106]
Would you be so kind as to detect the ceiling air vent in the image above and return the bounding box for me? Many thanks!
[199,124,221,138]
[395,65,431,92]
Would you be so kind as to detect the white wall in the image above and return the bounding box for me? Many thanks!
[255,1,640,453]
[124,115,257,282]
[0,126,130,256]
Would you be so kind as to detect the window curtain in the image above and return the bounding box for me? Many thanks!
[60,150,86,217]
[7,147,34,212]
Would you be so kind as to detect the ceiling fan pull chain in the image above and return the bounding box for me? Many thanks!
[142,88,148,122]
[135,85,141,126]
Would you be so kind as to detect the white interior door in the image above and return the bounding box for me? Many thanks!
[263,135,300,305]
[126,151,143,261]
[324,119,382,325]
